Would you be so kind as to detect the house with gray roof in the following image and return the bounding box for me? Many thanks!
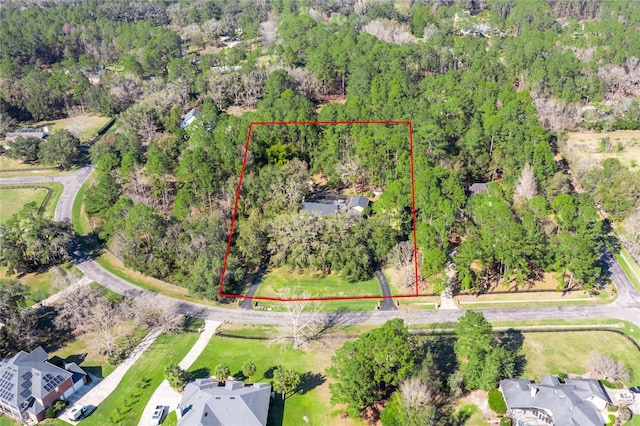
[301,194,369,216]
[181,108,203,129]
[178,379,271,426]
[0,347,86,423]
[499,374,611,426]
[468,182,489,197]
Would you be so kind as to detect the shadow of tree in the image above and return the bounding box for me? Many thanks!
[496,328,527,377]
[296,372,325,395]
[261,366,278,381]
[428,336,458,380]
[190,367,210,380]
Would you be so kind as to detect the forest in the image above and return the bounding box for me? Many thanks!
[1,0,639,301]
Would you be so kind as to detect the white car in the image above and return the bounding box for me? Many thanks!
[67,404,87,421]
[150,405,164,425]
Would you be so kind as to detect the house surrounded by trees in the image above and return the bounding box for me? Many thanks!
[0,347,87,423]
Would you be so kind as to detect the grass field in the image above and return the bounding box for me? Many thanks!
[0,183,63,223]
[564,130,640,171]
[188,335,344,426]
[521,331,640,385]
[34,114,112,142]
[0,262,80,306]
[256,267,382,299]
[253,267,383,311]
[79,331,200,426]
[0,156,60,175]
[0,186,48,223]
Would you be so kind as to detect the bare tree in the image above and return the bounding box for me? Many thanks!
[55,285,101,332]
[87,299,133,357]
[362,20,416,45]
[274,294,323,349]
[590,352,630,382]
[389,241,416,288]
[400,377,433,411]
[259,20,278,47]
[336,153,360,194]
[514,163,537,201]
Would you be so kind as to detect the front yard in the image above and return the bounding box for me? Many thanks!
[79,329,201,426]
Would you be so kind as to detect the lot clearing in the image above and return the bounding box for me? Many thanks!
[563,130,640,171]
[34,114,112,142]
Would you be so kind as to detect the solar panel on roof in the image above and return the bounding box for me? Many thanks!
[20,388,31,398]
[21,372,32,380]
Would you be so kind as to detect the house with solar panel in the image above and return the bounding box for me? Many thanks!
[0,346,87,423]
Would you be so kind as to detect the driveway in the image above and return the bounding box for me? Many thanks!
[137,320,221,426]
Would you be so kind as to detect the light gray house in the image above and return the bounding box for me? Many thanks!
[468,182,489,197]
[0,347,86,424]
[181,108,203,129]
[499,374,611,426]
[178,379,271,426]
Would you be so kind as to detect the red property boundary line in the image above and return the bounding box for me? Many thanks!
[219,120,419,302]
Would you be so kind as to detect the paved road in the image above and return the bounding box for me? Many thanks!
[2,169,639,329]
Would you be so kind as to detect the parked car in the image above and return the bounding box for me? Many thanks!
[67,404,87,421]
[150,405,164,425]
[630,386,640,393]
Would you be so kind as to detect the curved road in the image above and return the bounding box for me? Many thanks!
[2,167,639,328]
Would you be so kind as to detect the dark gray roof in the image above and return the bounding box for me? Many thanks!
[301,202,340,216]
[500,375,609,426]
[64,362,87,385]
[178,379,270,426]
[347,196,369,210]
[0,347,73,417]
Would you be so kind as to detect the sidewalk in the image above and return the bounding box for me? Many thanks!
[137,320,221,426]
[58,328,162,424]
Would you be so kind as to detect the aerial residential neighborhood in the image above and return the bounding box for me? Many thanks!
[1,0,639,425]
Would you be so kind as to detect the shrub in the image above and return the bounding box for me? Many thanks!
[619,407,632,422]
[488,390,507,415]
[45,400,67,418]
[500,418,512,426]
[607,405,619,412]
[557,372,567,382]
[165,363,189,391]
[600,379,623,389]
[606,414,615,426]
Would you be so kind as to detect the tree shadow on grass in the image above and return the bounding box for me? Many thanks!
[190,367,210,380]
[261,366,278,381]
[295,372,325,395]
[496,328,527,376]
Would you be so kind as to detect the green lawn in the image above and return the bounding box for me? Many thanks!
[189,335,336,426]
[79,331,200,426]
[0,186,48,223]
[257,267,382,298]
[521,331,640,385]
[0,182,63,224]
[71,172,94,235]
